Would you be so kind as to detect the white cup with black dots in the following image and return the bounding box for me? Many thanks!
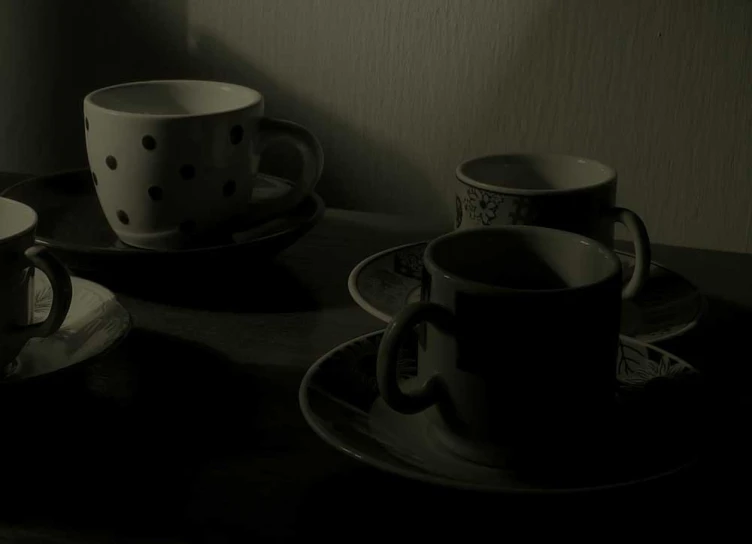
[83,79,324,250]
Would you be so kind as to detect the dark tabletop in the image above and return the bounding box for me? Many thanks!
[0,172,750,541]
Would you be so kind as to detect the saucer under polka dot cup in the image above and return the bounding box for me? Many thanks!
[454,153,650,299]
[83,80,324,250]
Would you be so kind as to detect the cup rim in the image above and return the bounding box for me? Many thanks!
[0,197,38,244]
[423,225,622,295]
[455,152,617,196]
[83,79,263,119]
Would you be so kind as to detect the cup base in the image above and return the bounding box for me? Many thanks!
[113,227,191,251]
[423,411,615,480]
[427,420,512,468]
[112,218,242,251]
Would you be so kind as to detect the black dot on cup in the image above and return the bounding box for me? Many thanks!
[85,118,89,131]
[179,220,196,234]
[116,210,129,225]
[91,172,98,186]
[223,180,236,197]
[148,186,163,201]
[142,135,157,150]
[179,164,195,180]
[230,125,244,145]
[106,155,117,170]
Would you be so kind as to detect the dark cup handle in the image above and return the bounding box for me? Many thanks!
[247,117,324,224]
[377,301,453,414]
[609,207,651,300]
[12,246,73,340]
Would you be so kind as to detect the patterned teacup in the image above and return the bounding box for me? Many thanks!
[84,80,324,250]
[454,153,650,299]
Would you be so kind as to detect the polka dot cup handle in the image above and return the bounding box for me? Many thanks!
[248,117,324,224]
[10,246,73,343]
[608,207,651,300]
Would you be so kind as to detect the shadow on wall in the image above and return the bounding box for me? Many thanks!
[45,0,445,221]
[26,0,747,244]
[177,30,446,219]
[1,0,192,174]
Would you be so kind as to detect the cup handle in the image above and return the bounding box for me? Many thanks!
[608,207,651,300]
[248,117,324,224]
[377,302,453,414]
[14,246,73,340]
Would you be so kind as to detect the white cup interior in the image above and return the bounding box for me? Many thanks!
[0,198,36,240]
[85,80,262,116]
[457,154,615,192]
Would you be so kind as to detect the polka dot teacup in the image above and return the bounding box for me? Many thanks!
[83,80,323,250]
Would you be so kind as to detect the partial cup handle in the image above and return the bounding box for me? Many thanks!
[609,207,651,300]
[249,117,324,223]
[15,246,73,340]
[377,302,453,414]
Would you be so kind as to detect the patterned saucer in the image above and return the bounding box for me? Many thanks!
[299,330,703,494]
[1,273,131,382]
[348,241,706,343]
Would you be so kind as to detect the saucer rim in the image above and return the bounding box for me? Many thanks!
[1,169,325,256]
[299,329,699,495]
[347,241,706,343]
[1,276,133,383]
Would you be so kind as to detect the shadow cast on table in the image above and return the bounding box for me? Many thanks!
[660,295,752,403]
[0,328,300,537]
[646,295,752,496]
[80,259,319,313]
[295,463,704,538]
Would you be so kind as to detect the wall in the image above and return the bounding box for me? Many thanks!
[1,0,750,251]
[0,0,188,174]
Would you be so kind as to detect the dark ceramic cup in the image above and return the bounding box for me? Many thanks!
[377,226,625,468]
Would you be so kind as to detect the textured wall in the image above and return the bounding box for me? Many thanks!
[0,0,188,173]
[1,1,750,251]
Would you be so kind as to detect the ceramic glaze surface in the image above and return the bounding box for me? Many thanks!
[1,170,325,272]
[83,80,323,251]
[379,227,623,465]
[300,330,702,493]
[455,154,618,240]
[2,274,131,381]
[348,241,705,343]
[86,80,262,115]
[1,197,73,370]
[84,81,265,250]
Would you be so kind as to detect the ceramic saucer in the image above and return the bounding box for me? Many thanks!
[1,273,131,382]
[1,169,325,272]
[299,330,702,494]
[348,241,706,343]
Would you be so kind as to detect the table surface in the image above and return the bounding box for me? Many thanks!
[1,172,751,541]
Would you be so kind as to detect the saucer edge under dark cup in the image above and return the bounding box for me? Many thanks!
[300,330,705,494]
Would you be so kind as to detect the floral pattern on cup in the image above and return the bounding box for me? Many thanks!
[455,196,463,228]
[459,185,545,228]
[462,187,505,226]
